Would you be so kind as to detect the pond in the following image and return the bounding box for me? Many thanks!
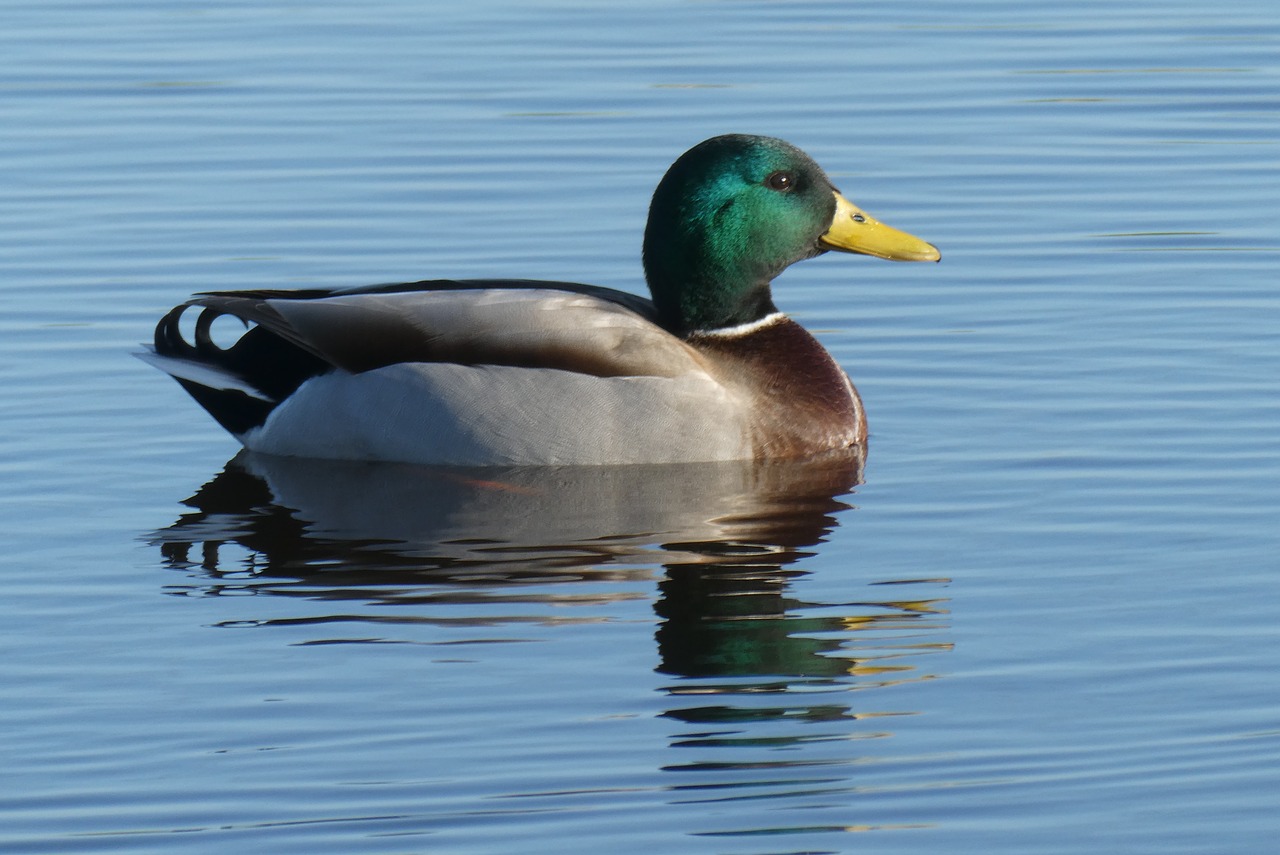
[2,1,1278,852]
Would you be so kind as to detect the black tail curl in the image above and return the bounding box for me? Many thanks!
[153,303,249,360]
[152,302,330,436]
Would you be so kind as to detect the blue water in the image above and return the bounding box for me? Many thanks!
[2,1,1278,852]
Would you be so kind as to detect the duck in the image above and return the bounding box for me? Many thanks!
[140,134,939,466]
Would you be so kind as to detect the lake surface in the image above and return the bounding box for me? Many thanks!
[2,0,1278,852]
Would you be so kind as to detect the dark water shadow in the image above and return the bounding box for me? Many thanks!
[150,447,952,837]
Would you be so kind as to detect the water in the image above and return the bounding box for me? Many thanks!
[2,0,1278,852]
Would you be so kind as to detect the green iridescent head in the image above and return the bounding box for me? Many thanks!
[641,134,939,335]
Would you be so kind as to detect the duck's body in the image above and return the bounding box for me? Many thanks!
[142,135,937,465]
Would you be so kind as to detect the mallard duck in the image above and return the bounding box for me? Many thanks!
[141,134,939,465]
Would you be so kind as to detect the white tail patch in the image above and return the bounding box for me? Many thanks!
[135,350,274,402]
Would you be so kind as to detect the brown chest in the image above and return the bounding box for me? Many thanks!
[693,318,866,456]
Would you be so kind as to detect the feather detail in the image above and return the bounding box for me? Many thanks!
[135,350,272,401]
[225,287,710,379]
[243,362,752,466]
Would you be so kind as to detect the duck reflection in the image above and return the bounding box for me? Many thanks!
[154,446,949,675]
[155,447,865,608]
[153,448,951,819]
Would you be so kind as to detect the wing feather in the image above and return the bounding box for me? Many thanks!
[189,281,706,379]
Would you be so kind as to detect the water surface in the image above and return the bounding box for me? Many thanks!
[2,1,1278,852]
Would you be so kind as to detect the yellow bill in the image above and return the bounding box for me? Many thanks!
[820,191,941,262]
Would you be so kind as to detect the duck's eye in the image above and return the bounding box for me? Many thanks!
[765,171,796,192]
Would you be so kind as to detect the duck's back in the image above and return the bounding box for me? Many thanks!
[142,281,767,465]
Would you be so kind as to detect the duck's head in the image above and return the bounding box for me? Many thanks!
[642,134,940,336]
